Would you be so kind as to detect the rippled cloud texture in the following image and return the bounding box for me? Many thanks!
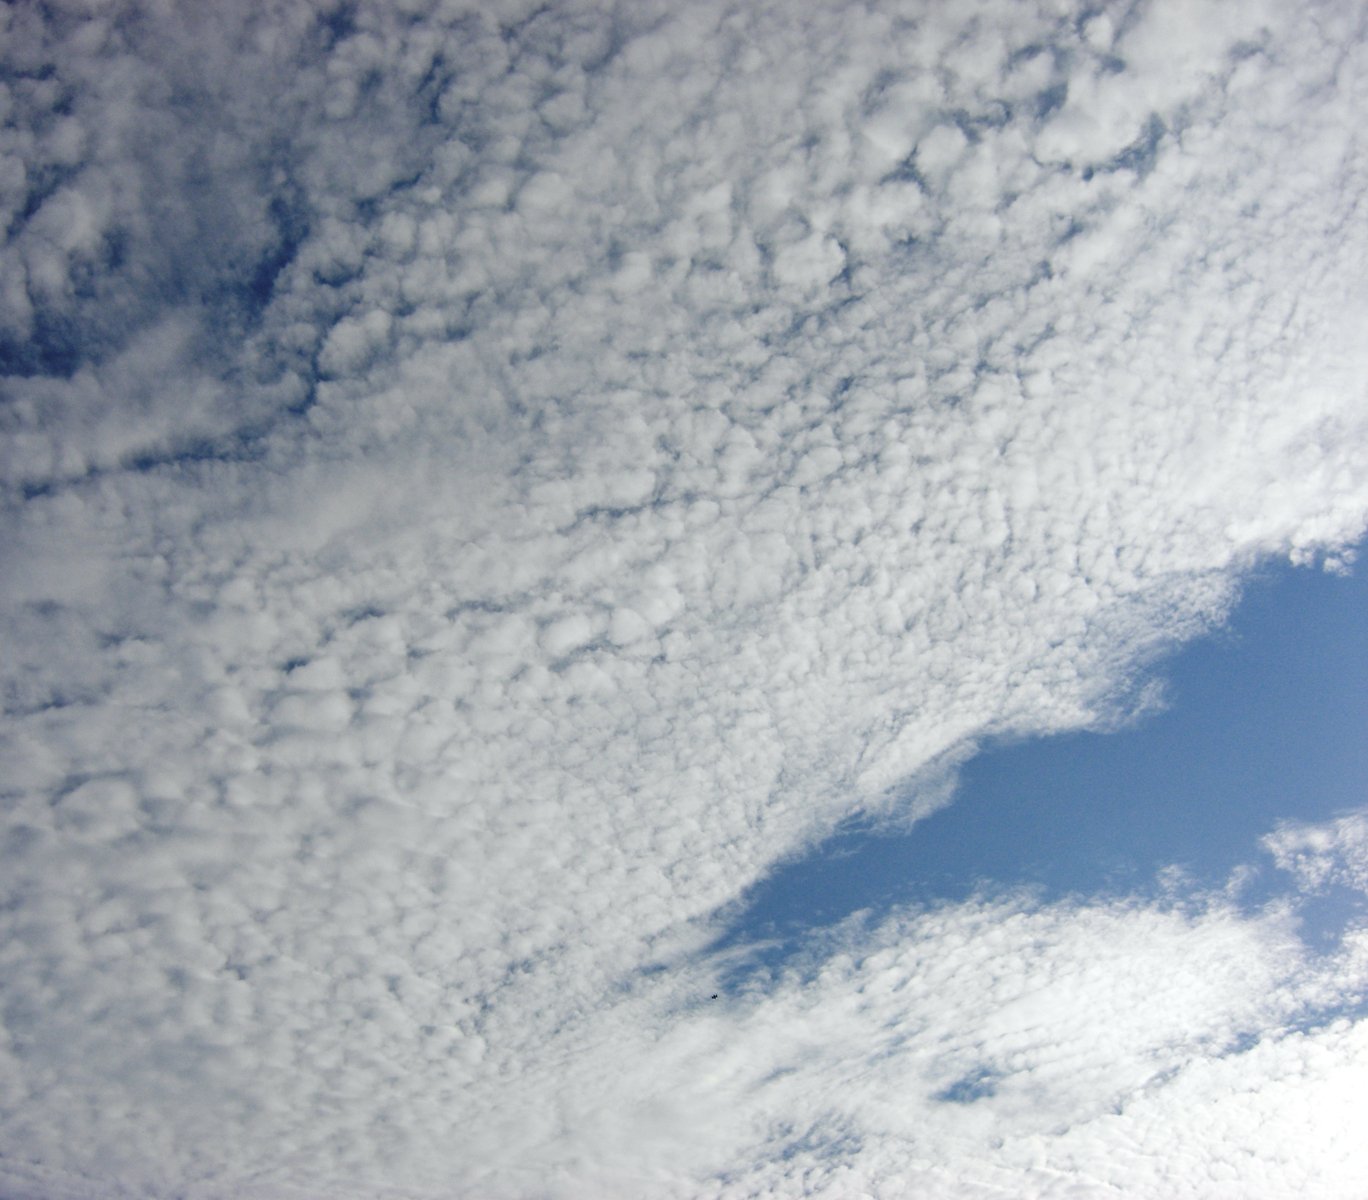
[2,0,1367,1196]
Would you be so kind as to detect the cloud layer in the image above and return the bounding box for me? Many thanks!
[2,0,1367,1196]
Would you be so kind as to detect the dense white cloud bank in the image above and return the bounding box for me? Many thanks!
[2,0,1367,1196]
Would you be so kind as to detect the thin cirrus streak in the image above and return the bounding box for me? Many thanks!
[1,0,1366,1196]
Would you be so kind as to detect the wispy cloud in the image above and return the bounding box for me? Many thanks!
[1267,810,1368,896]
[2,0,1366,1195]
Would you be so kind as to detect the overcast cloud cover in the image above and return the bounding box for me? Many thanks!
[2,0,1367,1196]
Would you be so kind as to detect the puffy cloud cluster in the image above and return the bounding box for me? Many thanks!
[2,0,1367,1196]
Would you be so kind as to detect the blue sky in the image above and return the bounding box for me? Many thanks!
[719,554,1368,962]
[3,2,1368,1198]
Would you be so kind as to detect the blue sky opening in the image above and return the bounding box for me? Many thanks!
[714,554,1368,969]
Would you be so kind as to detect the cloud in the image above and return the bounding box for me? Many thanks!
[685,894,1368,1200]
[362,883,1367,1198]
[2,0,1367,1196]
[1266,810,1368,897]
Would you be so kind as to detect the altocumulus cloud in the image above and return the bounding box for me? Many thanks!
[1,0,1367,1196]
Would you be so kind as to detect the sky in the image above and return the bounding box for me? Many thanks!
[717,556,1368,960]
[1,1,1366,1197]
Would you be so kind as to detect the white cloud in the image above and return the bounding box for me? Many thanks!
[381,890,1368,1198]
[1265,809,1368,896]
[2,0,1367,1196]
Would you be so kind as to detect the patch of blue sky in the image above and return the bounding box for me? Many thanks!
[715,549,1368,972]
